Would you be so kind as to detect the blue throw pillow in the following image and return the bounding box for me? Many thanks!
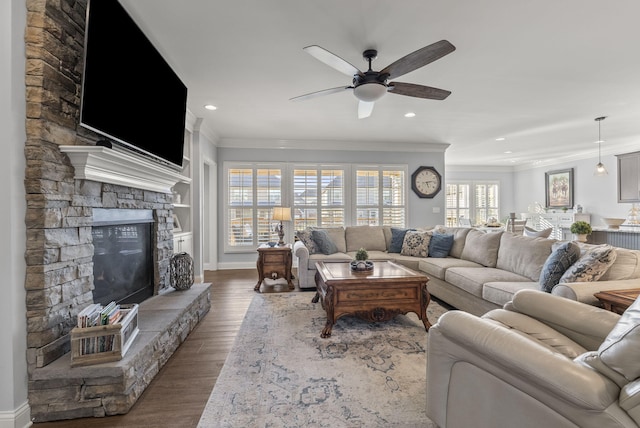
[311,229,338,255]
[389,228,415,253]
[428,233,454,258]
[539,242,581,292]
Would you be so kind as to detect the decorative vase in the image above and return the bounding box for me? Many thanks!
[575,234,588,243]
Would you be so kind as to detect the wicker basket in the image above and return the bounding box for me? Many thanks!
[170,252,194,290]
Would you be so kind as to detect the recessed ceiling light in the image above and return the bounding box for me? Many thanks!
[495,137,506,141]
[404,112,416,118]
[204,104,217,111]
[504,150,512,154]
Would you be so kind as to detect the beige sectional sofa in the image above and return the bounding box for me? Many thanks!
[293,225,640,316]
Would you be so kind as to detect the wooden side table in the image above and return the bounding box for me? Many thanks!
[594,288,640,314]
[254,244,294,292]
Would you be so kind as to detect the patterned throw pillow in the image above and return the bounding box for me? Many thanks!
[539,241,581,292]
[389,228,415,253]
[428,233,454,258]
[401,231,431,257]
[296,228,320,254]
[311,229,339,255]
[558,245,617,283]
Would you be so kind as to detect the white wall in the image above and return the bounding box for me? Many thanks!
[1,0,30,426]
[513,153,630,226]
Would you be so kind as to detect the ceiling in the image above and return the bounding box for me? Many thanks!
[120,0,640,167]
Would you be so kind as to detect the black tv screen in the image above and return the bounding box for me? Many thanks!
[80,0,187,170]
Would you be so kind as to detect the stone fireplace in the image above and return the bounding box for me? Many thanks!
[24,0,210,421]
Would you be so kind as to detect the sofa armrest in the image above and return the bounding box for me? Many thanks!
[553,278,640,306]
[293,240,309,262]
[428,311,620,412]
[504,289,620,350]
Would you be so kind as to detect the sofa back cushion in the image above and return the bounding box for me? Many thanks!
[313,227,346,253]
[345,226,387,252]
[599,247,640,281]
[460,229,502,267]
[497,233,555,281]
[438,227,472,259]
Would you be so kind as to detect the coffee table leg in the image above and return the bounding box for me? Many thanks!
[320,285,335,338]
[421,283,432,331]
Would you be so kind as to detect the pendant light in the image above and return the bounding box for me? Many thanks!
[594,116,608,176]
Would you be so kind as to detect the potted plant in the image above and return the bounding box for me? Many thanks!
[570,220,592,242]
[351,248,373,271]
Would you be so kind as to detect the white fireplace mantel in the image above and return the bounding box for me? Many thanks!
[60,145,190,193]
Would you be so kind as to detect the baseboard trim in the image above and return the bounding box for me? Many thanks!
[0,401,32,428]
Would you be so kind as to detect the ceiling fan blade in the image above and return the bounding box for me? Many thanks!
[303,45,363,77]
[388,82,451,100]
[358,101,374,119]
[380,40,455,80]
[290,86,353,102]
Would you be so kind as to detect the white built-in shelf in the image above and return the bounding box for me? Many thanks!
[60,145,191,194]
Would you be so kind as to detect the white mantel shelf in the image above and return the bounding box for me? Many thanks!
[60,145,190,194]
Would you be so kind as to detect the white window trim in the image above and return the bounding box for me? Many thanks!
[446,180,500,227]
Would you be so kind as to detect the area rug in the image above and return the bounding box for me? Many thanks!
[197,291,448,427]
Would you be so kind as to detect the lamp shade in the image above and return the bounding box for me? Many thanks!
[272,207,291,221]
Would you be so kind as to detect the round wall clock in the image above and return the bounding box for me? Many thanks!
[411,166,442,198]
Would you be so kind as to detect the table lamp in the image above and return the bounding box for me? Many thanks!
[272,207,291,246]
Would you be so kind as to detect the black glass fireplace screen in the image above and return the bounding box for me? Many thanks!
[92,223,153,305]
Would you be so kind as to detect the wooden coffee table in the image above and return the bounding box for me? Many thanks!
[594,288,640,314]
[312,261,431,338]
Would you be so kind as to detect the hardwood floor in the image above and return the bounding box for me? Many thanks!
[36,269,271,428]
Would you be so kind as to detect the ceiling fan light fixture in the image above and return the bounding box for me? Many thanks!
[593,116,609,176]
[353,82,387,102]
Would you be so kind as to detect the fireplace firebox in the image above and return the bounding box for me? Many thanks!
[92,209,154,305]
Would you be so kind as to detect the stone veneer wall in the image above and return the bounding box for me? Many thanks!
[24,0,174,373]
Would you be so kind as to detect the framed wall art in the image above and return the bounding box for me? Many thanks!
[545,168,574,209]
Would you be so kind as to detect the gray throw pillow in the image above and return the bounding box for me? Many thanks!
[311,229,339,255]
[539,241,581,292]
[559,245,617,283]
[428,233,454,258]
[389,228,414,253]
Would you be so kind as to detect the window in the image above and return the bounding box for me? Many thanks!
[225,165,284,251]
[292,167,345,230]
[354,167,406,227]
[224,162,408,251]
[446,181,499,226]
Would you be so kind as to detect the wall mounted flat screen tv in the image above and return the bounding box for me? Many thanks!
[80,0,188,170]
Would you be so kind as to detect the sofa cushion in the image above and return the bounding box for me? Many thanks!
[345,226,387,252]
[296,228,320,254]
[539,241,581,292]
[389,254,421,271]
[307,252,352,269]
[599,247,640,281]
[418,258,483,280]
[559,245,617,283]
[439,227,472,259]
[483,281,540,307]
[314,227,346,253]
[460,229,502,267]
[428,233,455,258]
[389,227,415,253]
[401,230,431,257]
[496,233,554,281]
[445,267,530,298]
[579,294,640,387]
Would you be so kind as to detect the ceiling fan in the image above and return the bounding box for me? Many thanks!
[290,40,456,119]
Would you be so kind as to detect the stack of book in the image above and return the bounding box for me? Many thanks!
[76,301,122,328]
